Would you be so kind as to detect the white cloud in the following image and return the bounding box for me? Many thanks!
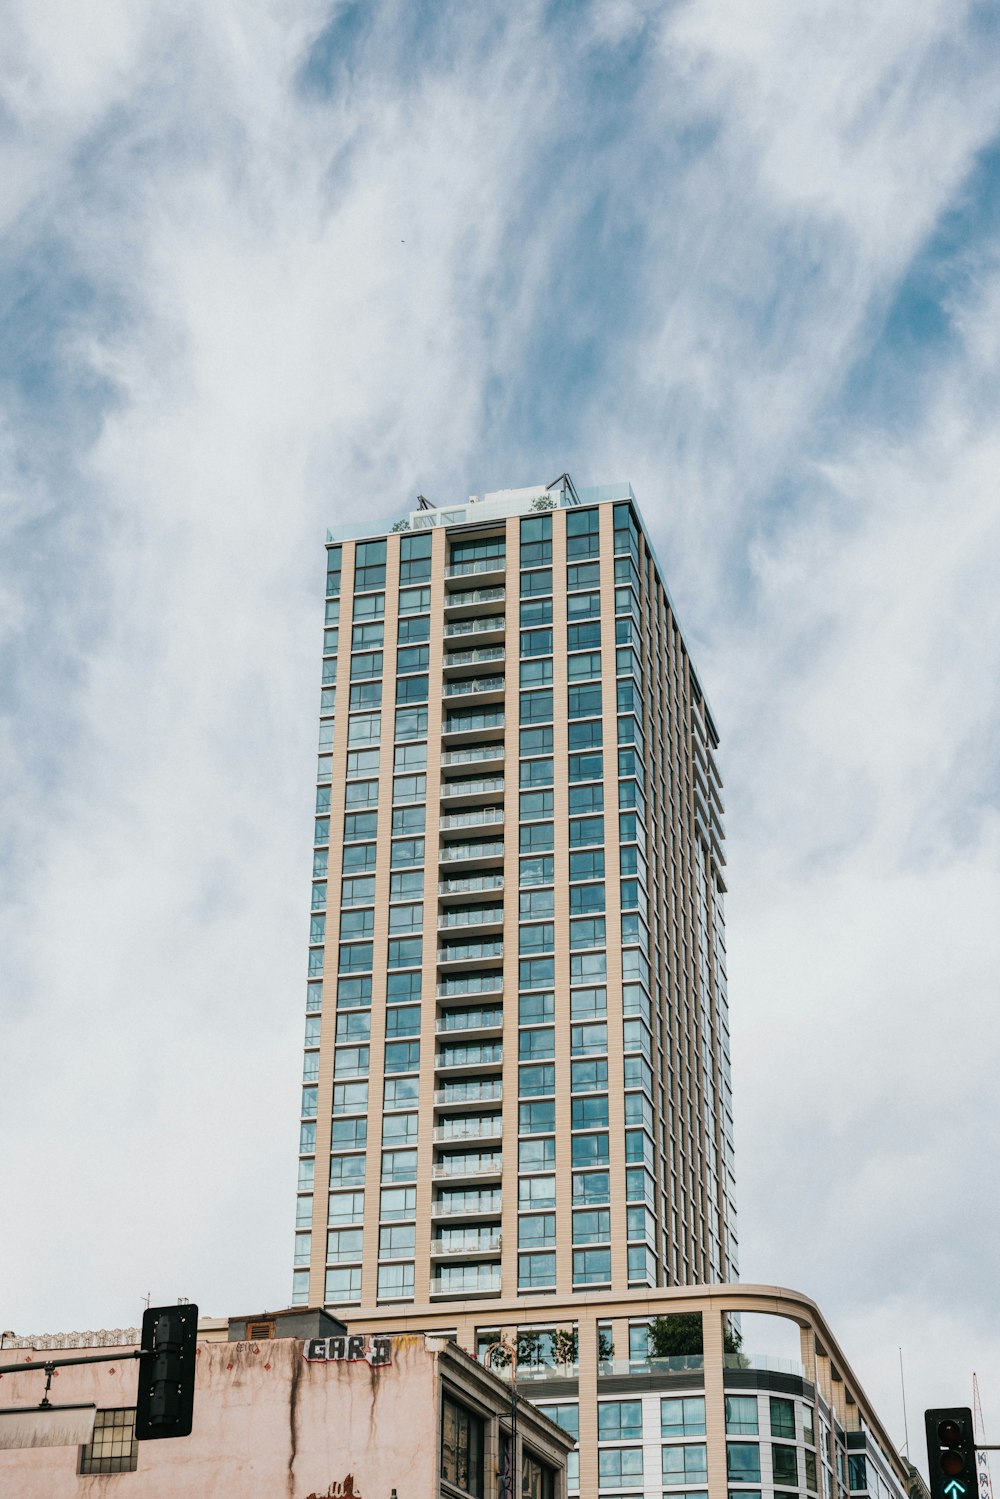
[1,0,999,1455]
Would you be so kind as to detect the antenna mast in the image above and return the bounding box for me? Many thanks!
[974,1373,994,1499]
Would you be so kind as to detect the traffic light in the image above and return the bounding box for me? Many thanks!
[925,1408,976,1499]
[135,1304,198,1441]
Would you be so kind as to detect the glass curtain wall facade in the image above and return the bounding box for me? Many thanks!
[293,483,736,1313]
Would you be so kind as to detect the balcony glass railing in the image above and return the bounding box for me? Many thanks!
[436,1008,503,1033]
[440,745,504,766]
[446,558,507,578]
[437,974,503,997]
[432,1155,502,1179]
[441,777,504,799]
[438,941,503,964]
[610,1355,704,1377]
[434,1080,503,1106]
[445,616,505,638]
[444,647,506,668]
[444,711,505,734]
[431,1230,502,1255]
[439,872,505,896]
[436,1042,503,1069]
[431,1266,502,1293]
[433,1191,502,1216]
[438,907,504,930]
[439,841,504,863]
[444,587,505,608]
[443,676,505,698]
[433,1118,502,1142]
[440,807,504,831]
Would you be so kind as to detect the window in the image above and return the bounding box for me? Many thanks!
[569,882,605,914]
[598,1400,642,1440]
[518,1251,556,1288]
[568,782,603,814]
[570,1132,609,1167]
[384,1040,420,1073]
[726,1397,759,1435]
[521,568,552,597]
[521,628,553,657]
[399,533,433,584]
[377,1261,415,1298]
[598,1447,643,1486]
[352,590,385,621]
[566,507,600,559]
[518,1175,555,1209]
[520,658,553,687]
[569,916,605,950]
[522,1450,556,1499]
[80,1408,138,1474]
[770,1399,796,1439]
[520,514,552,567]
[520,855,554,886]
[567,560,600,590]
[727,1444,761,1483]
[518,1213,556,1248]
[572,1171,609,1204]
[381,1148,418,1182]
[327,1227,364,1261]
[520,725,554,755]
[520,690,553,724]
[399,585,430,614]
[385,1005,421,1038]
[519,1099,556,1133]
[568,816,603,847]
[328,1190,364,1224]
[396,674,428,704]
[519,888,555,920]
[662,1445,709,1486]
[570,1022,607,1055]
[568,718,602,749]
[568,650,601,681]
[571,1057,608,1092]
[441,1394,485,1497]
[772,1446,799,1486]
[519,1137,555,1171]
[572,1208,610,1244]
[380,1185,417,1219]
[519,1063,555,1097]
[662,1397,706,1437]
[325,1266,361,1301]
[397,614,430,643]
[571,1095,609,1129]
[396,645,430,675]
[570,986,607,1019]
[354,539,386,591]
[384,1076,420,1110]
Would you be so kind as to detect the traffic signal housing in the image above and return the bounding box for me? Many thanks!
[925,1407,976,1499]
[135,1304,198,1441]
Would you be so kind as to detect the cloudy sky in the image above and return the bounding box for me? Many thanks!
[3,0,999,1461]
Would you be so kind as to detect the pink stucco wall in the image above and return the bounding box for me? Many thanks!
[0,1334,439,1498]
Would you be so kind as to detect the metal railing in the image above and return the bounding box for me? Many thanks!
[441,777,504,799]
[444,587,505,608]
[430,1268,502,1293]
[436,1044,503,1068]
[437,941,503,964]
[440,745,504,766]
[430,1232,502,1255]
[434,1081,503,1106]
[432,1194,502,1216]
[444,616,505,638]
[438,872,505,895]
[435,1009,504,1033]
[439,841,504,863]
[446,558,506,578]
[432,1159,503,1180]
[440,808,504,830]
[432,1120,503,1143]
[443,676,505,697]
[444,647,505,668]
[437,974,503,997]
[438,907,504,929]
[443,712,505,734]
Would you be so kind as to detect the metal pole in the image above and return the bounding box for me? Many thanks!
[0,1349,142,1378]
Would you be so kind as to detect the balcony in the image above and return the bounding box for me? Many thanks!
[443,675,505,704]
[444,615,505,641]
[432,1118,503,1144]
[442,710,505,744]
[432,1155,503,1182]
[438,872,504,899]
[446,558,506,581]
[435,1042,503,1073]
[440,744,504,769]
[443,646,505,672]
[431,1192,501,1219]
[443,587,505,618]
[437,973,503,999]
[430,1265,502,1298]
[430,1230,502,1257]
[434,1080,503,1107]
[437,939,503,966]
[438,907,504,933]
[440,807,504,834]
[438,840,504,868]
[440,776,505,804]
[436,1009,504,1039]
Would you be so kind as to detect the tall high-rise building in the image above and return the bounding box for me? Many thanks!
[293,478,736,1314]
